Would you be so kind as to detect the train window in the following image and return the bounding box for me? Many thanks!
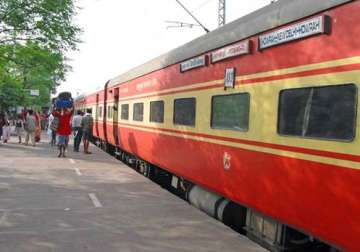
[98,106,103,118]
[110,106,113,118]
[211,93,250,131]
[121,104,129,120]
[133,103,144,121]
[107,106,113,119]
[174,98,196,126]
[278,84,357,141]
[87,108,92,115]
[150,100,164,123]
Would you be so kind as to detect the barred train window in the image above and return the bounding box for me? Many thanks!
[121,104,129,120]
[107,106,113,119]
[211,93,250,131]
[174,98,196,126]
[150,100,164,123]
[133,103,144,122]
[98,106,103,118]
[278,84,357,141]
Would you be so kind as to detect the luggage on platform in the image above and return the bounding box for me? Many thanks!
[54,92,73,109]
[55,99,73,108]
[58,92,72,100]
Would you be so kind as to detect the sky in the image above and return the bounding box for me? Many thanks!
[58,0,273,96]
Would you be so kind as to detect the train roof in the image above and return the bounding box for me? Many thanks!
[108,0,352,88]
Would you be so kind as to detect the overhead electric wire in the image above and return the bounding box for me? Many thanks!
[174,0,210,33]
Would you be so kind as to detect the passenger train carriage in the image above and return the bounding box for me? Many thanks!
[75,0,360,251]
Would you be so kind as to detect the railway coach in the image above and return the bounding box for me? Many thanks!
[75,0,360,251]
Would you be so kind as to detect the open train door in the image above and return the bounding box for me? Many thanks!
[113,88,120,146]
[103,80,111,143]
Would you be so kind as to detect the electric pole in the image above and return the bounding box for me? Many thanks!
[218,0,226,27]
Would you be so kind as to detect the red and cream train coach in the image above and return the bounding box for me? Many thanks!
[76,0,360,251]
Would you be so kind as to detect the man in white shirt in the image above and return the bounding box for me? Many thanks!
[71,110,83,152]
[48,113,57,146]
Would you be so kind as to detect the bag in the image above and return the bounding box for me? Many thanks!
[58,92,72,100]
[47,128,52,136]
[15,121,22,128]
[50,117,59,131]
[55,99,73,108]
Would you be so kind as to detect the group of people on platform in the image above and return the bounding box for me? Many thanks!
[49,107,93,158]
[0,108,94,158]
[0,110,41,146]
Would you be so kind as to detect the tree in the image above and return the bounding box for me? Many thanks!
[0,58,23,110]
[0,0,81,52]
[0,0,81,110]
[0,42,69,109]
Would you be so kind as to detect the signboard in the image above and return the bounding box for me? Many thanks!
[180,55,206,72]
[224,68,236,89]
[30,89,40,96]
[136,78,157,91]
[259,15,330,50]
[211,40,250,63]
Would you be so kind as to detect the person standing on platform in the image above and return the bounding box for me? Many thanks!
[81,108,93,154]
[15,116,24,144]
[48,113,57,146]
[52,108,73,158]
[34,111,41,142]
[0,113,5,141]
[24,110,36,146]
[2,120,11,143]
[71,110,83,152]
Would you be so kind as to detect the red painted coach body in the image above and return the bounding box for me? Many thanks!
[76,1,360,250]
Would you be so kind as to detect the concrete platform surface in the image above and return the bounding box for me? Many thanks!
[0,135,267,252]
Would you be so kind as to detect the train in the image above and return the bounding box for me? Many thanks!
[74,0,360,251]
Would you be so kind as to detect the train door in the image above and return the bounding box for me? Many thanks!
[103,81,109,143]
[95,94,100,137]
[113,88,120,146]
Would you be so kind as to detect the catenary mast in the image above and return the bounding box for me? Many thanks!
[218,0,226,27]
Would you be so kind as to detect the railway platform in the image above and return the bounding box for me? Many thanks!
[0,135,266,252]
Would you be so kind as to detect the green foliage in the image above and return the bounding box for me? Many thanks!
[0,42,70,109]
[0,0,81,110]
[0,0,81,52]
[0,75,22,110]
